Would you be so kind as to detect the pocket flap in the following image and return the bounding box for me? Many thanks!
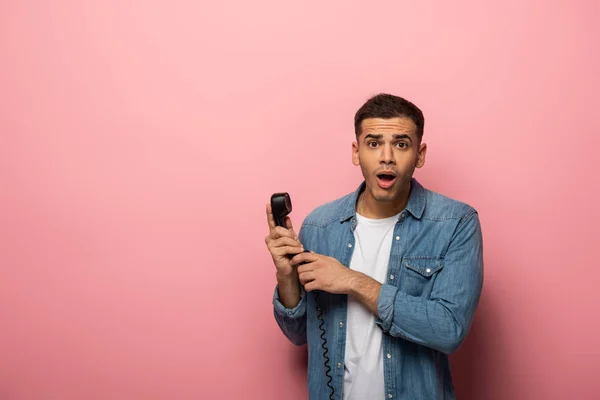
[402,257,444,277]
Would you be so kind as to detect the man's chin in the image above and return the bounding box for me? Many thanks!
[371,188,397,202]
[369,182,407,202]
[373,194,396,203]
[365,180,403,200]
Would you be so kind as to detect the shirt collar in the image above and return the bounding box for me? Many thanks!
[338,177,426,222]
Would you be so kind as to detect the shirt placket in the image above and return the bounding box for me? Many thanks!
[383,213,407,398]
[333,217,357,399]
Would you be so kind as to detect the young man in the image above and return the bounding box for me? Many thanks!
[265,93,484,400]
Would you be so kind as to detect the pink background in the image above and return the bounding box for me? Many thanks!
[1,1,599,399]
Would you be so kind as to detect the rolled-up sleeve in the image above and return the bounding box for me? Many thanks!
[272,284,307,346]
[376,283,399,332]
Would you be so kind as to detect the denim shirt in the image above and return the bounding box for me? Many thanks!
[272,178,484,400]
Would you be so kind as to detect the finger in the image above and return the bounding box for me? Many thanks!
[290,252,306,266]
[292,252,319,268]
[304,281,318,292]
[285,216,298,240]
[273,245,306,259]
[266,203,276,231]
[269,236,303,249]
[298,271,315,285]
[271,226,296,240]
[268,237,304,258]
[297,260,317,273]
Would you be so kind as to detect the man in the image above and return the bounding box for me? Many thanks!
[265,93,483,399]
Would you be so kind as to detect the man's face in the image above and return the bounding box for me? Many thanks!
[352,117,427,203]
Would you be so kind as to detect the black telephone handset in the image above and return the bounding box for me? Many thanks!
[271,192,335,400]
[270,192,292,230]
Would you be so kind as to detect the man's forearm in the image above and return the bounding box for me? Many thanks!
[276,272,302,309]
[348,271,382,317]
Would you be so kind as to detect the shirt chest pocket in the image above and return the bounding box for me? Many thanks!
[398,256,444,298]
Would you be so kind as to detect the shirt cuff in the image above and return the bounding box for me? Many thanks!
[376,283,398,332]
[272,284,306,319]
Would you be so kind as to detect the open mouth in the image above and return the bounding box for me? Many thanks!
[376,172,397,188]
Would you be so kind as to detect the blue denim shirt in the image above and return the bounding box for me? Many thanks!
[272,178,484,400]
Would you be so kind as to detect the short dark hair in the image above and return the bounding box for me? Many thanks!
[354,93,425,142]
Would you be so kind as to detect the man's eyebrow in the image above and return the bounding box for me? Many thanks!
[393,134,412,141]
[364,134,383,141]
[364,133,412,141]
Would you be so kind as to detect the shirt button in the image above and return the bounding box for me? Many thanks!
[426,268,431,273]
[390,275,394,280]
[348,243,352,248]
[387,353,391,359]
[337,362,342,368]
[339,321,344,327]
[395,236,400,241]
[388,394,393,398]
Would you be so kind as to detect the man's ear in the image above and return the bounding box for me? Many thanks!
[416,142,427,168]
[352,141,360,166]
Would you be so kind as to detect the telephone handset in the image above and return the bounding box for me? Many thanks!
[270,193,335,400]
[270,192,292,229]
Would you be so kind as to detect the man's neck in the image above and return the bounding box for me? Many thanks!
[357,183,411,219]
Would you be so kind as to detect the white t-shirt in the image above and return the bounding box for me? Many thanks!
[343,211,400,400]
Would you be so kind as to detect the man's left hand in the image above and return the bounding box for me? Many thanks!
[291,251,356,294]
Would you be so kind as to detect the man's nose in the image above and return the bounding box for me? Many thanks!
[380,144,395,164]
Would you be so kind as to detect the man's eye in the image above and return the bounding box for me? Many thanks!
[368,142,378,148]
[396,142,408,148]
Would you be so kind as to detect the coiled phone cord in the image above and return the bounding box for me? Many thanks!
[314,291,335,399]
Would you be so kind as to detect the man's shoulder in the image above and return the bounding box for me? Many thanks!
[302,191,355,228]
[420,185,478,221]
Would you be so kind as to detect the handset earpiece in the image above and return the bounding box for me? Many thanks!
[271,192,292,228]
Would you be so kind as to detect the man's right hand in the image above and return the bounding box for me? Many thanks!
[265,203,305,277]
